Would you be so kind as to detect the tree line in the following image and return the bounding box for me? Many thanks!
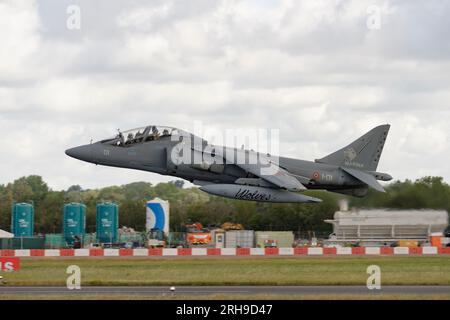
[0,175,448,234]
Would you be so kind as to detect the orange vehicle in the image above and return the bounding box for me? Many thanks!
[187,232,212,245]
[186,222,204,232]
[185,222,211,245]
[430,233,443,248]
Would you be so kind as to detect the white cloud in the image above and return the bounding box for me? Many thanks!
[0,0,41,82]
[0,0,449,190]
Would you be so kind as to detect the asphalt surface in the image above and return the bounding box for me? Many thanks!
[1,286,450,296]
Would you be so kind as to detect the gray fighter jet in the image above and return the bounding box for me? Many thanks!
[66,125,392,203]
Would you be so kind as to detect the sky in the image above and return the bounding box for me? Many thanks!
[0,0,449,190]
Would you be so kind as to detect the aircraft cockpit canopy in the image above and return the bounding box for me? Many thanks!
[102,125,180,146]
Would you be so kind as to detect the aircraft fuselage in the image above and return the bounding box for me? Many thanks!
[66,124,392,201]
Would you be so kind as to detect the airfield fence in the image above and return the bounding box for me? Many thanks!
[0,236,45,250]
[0,231,331,250]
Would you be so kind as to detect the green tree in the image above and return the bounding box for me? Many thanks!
[0,175,448,234]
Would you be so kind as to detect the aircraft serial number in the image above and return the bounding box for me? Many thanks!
[321,173,333,181]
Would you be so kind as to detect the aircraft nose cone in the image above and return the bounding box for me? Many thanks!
[65,145,94,162]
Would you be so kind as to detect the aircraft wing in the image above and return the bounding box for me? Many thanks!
[214,146,306,191]
[341,167,386,192]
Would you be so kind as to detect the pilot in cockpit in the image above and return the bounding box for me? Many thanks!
[126,133,134,145]
[116,131,125,146]
[151,126,160,140]
[135,130,143,142]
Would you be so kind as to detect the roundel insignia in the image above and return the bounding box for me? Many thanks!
[312,171,320,180]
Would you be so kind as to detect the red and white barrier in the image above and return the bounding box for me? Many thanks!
[0,247,449,257]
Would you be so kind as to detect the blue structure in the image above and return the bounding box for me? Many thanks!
[146,198,170,234]
[11,203,34,237]
[63,203,86,245]
[96,202,119,243]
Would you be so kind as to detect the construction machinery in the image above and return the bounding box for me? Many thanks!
[186,222,211,246]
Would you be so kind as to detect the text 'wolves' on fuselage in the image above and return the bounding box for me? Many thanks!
[65,125,392,203]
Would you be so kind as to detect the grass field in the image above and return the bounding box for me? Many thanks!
[1,256,450,286]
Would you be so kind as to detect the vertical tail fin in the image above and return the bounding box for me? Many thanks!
[315,124,390,171]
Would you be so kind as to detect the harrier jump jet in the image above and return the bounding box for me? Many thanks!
[66,125,392,203]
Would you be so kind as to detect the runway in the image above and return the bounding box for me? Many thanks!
[1,286,450,296]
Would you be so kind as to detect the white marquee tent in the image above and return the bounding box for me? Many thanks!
[0,229,14,239]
